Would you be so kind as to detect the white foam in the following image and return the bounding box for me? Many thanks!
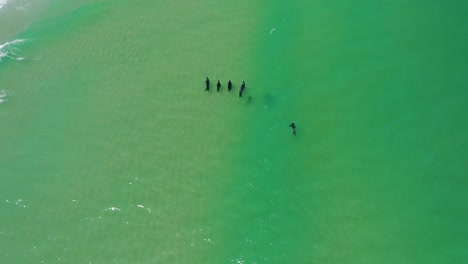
[103,207,121,211]
[0,90,8,104]
[0,38,27,61]
[16,1,32,13]
[0,38,27,49]
[0,0,8,10]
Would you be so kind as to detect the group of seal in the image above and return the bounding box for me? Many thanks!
[205,78,246,97]
[204,77,297,136]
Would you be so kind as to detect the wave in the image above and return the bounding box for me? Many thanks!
[0,0,7,10]
[0,38,27,61]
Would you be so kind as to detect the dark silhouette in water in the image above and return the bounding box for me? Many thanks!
[247,96,253,104]
[228,80,232,91]
[239,81,246,97]
[289,122,297,135]
[205,77,210,91]
[217,80,221,92]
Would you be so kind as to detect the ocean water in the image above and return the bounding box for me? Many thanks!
[1,0,467,263]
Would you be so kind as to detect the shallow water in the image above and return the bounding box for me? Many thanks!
[1,0,467,263]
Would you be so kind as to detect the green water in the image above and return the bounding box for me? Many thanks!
[1,0,467,263]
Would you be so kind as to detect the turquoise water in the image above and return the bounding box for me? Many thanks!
[1,0,467,263]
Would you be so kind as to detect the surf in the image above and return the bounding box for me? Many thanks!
[0,0,8,10]
[0,38,27,61]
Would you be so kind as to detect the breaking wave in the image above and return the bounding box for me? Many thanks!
[0,38,28,61]
[0,0,8,10]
